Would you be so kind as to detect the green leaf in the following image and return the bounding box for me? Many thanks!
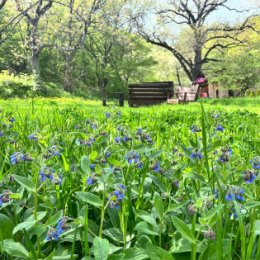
[134,221,159,236]
[0,214,14,240]
[146,242,174,260]
[13,220,37,235]
[154,192,164,220]
[76,192,102,208]
[46,210,63,226]
[26,211,47,222]
[148,174,166,192]
[93,237,110,260]
[171,215,195,244]
[108,158,122,167]
[81,155,90,174]
[90,151,98,161]
[2,239,29,259]
[135,209,158,227]
[61,154,70,172]
[13,175,35,193]
[123,247,148,260]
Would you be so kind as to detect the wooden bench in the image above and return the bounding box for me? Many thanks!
[128,81,174,107]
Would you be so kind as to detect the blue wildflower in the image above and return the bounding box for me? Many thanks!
[136,127,142,135]
[10,152,25,165]
[56,217,70,236]
[235,194,244,202]
[9,117,15,123]
[52,176,62,186]
[126,151,140,164]
[150,161,160,172]
[46,227,58,241]
[116,111,122,117]
[218,147,232,163]
[146,134,152,143]
[115,136,121,143]
[213,190,219,199]
[114,190,125,201]
[105,112,111,119]
[28,132,38,141]
[87,175,96,185]
[91,123,97,129]
[191,125,201,133]
[105,152,111,158]
[137,161,143,169]
[117,126,124,132]
[250,156,260,170]
[119,184,126,190]
[0,131,4,137]
[190,149,203,160]
[123,134,132,142]
[225,192,234,201]
[0,190,11,206]
[90,164,95,170]
[215,125,224,132]
[244,169,256,184]
[229,208,238,219]
[109,199,120,209]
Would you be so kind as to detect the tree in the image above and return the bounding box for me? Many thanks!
[53,0,106,92]
[14,0,54,79]
[206,16,260,93]
[133,0,256,82]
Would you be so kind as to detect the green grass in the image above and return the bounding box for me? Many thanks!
[0,97,259,260]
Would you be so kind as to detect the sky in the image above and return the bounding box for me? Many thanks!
[208,0,260,24]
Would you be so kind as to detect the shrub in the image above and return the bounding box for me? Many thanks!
[0,71,35,98]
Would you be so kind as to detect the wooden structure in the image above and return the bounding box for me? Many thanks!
[128,81,174,107]
[103,92,124,107]
[175,85,199,103]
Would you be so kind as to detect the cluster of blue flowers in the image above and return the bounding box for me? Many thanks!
[225,188,245,202]
[109,184,126,209]
[46,217,71,241]
[190,149,203,160]
[10,152,32,164]
[39,167,62,185]
[217,147,232,163]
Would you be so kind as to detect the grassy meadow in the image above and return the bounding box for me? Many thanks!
[0,97,259,260]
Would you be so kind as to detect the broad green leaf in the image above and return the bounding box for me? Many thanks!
[2,239,29,259]
[13,220,37,235]
[171,215,195,244]
[135,209,158,227]
[93,237,110,260]
[46,210,63,226]
[108,158,122,167]
[148,174,166,192]
[134,221,159,236]
[90,151,98,161]
[146,242,174,260]
[0,214,14,240]
[81,155,90,174]
[76,192,102,208]
[13,175,35,193]
[123,247,148,260]
[26,211,46,222]
[154,192,164,220]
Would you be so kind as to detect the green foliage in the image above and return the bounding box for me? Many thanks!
[0,71,35,98]
[0,98,259,260]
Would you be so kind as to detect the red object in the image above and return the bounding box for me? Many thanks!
[195,77,206,84]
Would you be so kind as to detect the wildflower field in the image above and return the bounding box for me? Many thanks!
[0,98,259,260]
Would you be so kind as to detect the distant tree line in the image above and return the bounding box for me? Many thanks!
[0,0,259,98]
